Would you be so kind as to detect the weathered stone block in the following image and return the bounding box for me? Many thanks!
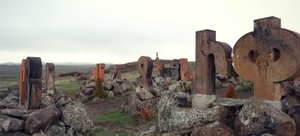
[191,121,235,136]
[25,106,61,134]
[0,114,24,132]
[235,98,296,136]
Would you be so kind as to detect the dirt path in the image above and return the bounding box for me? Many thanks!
[85,97,125,119]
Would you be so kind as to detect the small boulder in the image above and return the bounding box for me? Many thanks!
[136,87,154,101]
[286,105,300,136]
[158,90,227,133]
[25,106,61,134]
[0,108,26,119]
[86,82,96,88]
[40,93,55,108]
[103,80,114,91]
[168,81,185,92]
[191,121,235,136]
[0,114,24,132]
[137,125,156,136]
[60,101,93,134]
[235,98,296,136]
[121,80,135,93]
[45,121,67,136]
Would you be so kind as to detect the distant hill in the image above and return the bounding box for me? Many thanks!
[0,60,195,77]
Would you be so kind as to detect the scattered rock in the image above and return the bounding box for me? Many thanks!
[104,91,114,98]
[157,90,227,133]
[112,83,121,94]
[168,81,185,92]
[55,96,72,107]
[0,93,18,106]
[137,125,156,136]
[235,98,296,136]
[286,105,300,136]
[0,114,24,132]
[83,88,94,96]
[191,121,235,136]
[136,87,154,101]
[213,98,246,107]
[86,82,96,88]
[153,77,165,86]
[0,109,26,119]
[121,80,135,93]
[0,131,30,136]
[103,80,114,91]
[122,92,141,114]
[40,93,55,108]
[60,101,93,134]
[25,106,61,134]
[45,121,67,136]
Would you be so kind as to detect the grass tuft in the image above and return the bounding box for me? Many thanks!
[94,128,127,136]
[94,109,135,127]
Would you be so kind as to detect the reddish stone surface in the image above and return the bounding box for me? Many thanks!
[186,71,195,81]
[137,56,153,89]
[195,30,232,95]
[179,58,188,81]
[95,64,105,81]
[233,16,300,101]
[19,59,26,106]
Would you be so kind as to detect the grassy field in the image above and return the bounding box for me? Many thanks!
[55,76,81,94]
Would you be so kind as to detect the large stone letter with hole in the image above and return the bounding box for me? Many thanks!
[193,30,232,109]
[233,16,300,101]
[137,56,153,89]
[24,57,42,109]
[45,63,55,95]
[195,30,232,95]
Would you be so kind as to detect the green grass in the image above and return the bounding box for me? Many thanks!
[121,71,139,82]
[236,79,253,93]
[0,75,19,90]
[94,109,135,127]
[94,128,128,136]
[55,76,81,94]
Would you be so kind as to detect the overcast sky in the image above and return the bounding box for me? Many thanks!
[0,0,299,64]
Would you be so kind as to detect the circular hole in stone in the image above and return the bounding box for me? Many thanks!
[248,50,258,63]
[273,48,280,62]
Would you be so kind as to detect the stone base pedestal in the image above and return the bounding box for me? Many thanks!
[192,94,216,110]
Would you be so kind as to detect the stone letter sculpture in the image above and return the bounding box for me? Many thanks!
[137,56,153,89]
[195,30,232,94]
[233,16,300,101]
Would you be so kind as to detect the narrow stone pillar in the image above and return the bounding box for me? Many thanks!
[24,57,42,110]
[179,58,188,81]
[19,59,26,106]
[137,56,153,89]
[45,63,55,95]
[95,64,105,81]
[110,65,121,80]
